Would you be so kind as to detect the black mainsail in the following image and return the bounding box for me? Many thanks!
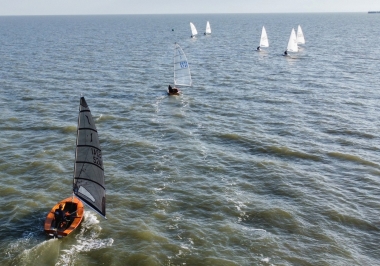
[73,97,106,219]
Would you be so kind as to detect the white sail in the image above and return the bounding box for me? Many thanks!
[286,28,298,53]
[205,21,211,35]
[73,97,106,219]
[174,43,192,87]
[296,25,305,44]
[259,26,269,47]
[190,22,198,37]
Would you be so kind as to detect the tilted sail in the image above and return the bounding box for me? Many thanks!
[260,26,269,47]
[287,28,298,52]
[73,97,106,219]
[205,21,211,34]
[174,43,192,87]
[190,22,198,36]
[296,25,305,44]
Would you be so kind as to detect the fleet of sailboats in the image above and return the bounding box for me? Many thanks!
[44,96,106,238]
[41,21,307,239]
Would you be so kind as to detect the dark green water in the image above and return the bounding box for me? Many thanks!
[0,13,379,265]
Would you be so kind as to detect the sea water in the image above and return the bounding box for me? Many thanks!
[0,13,379,265]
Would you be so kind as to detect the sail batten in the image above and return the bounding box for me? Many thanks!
[74,177,106,190]
[73,96,106,218]
[75,161,104,171]
[78,127,97,132]
[77,144,101,150]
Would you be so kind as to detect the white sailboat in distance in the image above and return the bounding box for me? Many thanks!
[284,28,298,56]
[190,22,198,38]
[296,25,305,45]
[257,26,269,51]
[168,43,192,95]
[204,21,211,35]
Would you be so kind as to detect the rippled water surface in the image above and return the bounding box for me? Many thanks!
[0,13,379,266]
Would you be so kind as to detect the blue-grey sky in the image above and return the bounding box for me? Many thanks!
[0,0,379,16]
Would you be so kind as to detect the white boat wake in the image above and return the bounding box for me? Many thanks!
[55,211,113,266]
[6,211,113,266]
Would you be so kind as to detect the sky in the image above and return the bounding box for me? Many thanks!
[0,0,379,16]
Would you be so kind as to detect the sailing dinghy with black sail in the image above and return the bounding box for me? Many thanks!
[44,96,106,238]
[168,43,192,95]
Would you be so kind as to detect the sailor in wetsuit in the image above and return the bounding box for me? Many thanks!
[54,204,65,228]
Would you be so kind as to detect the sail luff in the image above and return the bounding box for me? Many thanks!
[73,97,106,218]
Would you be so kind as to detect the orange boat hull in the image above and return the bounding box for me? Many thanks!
[44,196,84,237]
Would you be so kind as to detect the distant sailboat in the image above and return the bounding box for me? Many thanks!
[296,25,305,45]
[44,96,106,238]
[204,21,211,35]
[284,28,298,56]
[190,22,198,38]
[257,26,269,51]
[168,43,192,95]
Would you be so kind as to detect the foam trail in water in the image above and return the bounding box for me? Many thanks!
[55,211,113,266]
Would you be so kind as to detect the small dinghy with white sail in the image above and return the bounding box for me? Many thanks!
[257,26,269,51]
[283,28,298,56]
[44,96,106,238]
[190,22,198,38]
[296,25,305,45]
[168,43,192,96]
[204,21,211,35]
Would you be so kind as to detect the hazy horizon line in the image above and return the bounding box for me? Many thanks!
[0,11,372,17]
